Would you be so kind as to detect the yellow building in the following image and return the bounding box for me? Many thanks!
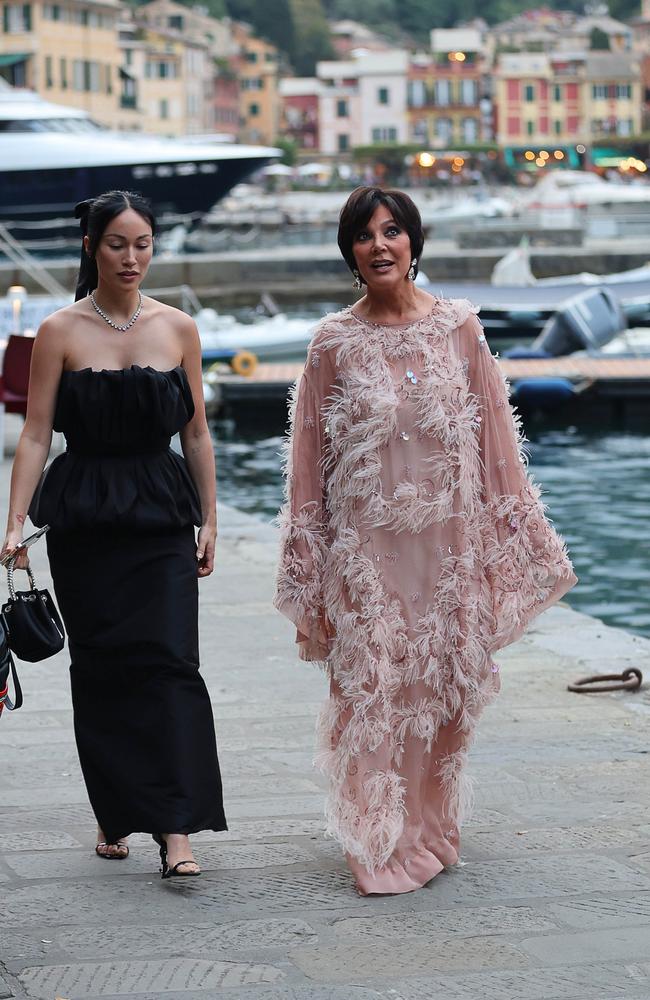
[583,52,642,140]
[0,0,124,127]
[408,29,488,147]
[495,51,642,152]
[233,23,279,144]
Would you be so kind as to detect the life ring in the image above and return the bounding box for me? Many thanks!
[231,350,258,377]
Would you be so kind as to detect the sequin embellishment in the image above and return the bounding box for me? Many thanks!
[400,431,410,441]
[405,369,418,384]
[311,353,320,368]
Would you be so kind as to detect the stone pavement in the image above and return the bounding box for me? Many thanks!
[1,437,650,1000]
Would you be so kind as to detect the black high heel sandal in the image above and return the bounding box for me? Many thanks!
[152,834,201,880]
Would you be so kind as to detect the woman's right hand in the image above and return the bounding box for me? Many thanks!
[0,532,29,570]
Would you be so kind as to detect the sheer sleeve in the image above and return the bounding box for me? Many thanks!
[274,343,332,661]
[465,314,578,651]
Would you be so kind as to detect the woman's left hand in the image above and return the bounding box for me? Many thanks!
[196,524,216,577]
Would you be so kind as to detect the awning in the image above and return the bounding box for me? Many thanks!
[591,146,636,166]
[119,66,136,80]
[0,53,30,67]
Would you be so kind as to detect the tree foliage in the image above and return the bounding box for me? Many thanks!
[289,0,334,74]
[170,0,641,72]
[589,26,611,49]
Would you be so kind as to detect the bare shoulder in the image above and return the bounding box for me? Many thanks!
[143,295,195,328]
[144,296,196,331]
[35,298,91,353]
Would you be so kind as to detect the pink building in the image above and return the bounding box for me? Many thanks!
[279,78,323,151]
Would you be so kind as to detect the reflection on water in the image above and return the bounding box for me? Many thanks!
[215,424,650,638]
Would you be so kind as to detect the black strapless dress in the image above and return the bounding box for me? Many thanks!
[30,366,227,842]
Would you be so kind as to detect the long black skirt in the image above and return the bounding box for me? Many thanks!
[47,524,227,843]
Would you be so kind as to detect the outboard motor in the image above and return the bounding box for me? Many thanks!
[532,287,626,357]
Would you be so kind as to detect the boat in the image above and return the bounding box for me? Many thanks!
[196,308,315,362]
[425,249,650,336]
[0,81,279,224]
[516,169,650,213]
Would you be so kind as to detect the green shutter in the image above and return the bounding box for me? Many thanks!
[3,5,9,32]
[23,4,31,29]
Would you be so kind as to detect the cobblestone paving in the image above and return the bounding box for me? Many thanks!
[1,452,650,999]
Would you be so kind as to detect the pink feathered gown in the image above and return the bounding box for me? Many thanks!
[274,298,577,895]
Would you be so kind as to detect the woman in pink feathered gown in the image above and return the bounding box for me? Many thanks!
[274,187,577,895]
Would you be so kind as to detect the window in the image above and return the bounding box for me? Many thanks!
[460,79,477,106]
[435,79,450,106]
[168,14,183,29]
[3,4,32,31]
[371,126,397,141]
[125,48,132,67]
[338,133,349,151]
[412,117,428,141]
[249,102,259,116]
[336,98,348,117]
[435,117,452,142]
[45,55,53,87]
[73,59,84,90]
[378,86,389,105]
[616,84,631,100]
[245,51,257,63]
[87,61,99,92]
[554,119,562,134]
[60,56,67,89]
[525,84,535,102]
[553,84,562,102]
[408,79,426,108]
[526,120,534,135]
[43,3,60,18]
[160,99,169,120]
[506,79,519,101]
[72,59,99,92]
[105,64,111,95]
[462,117,477,142]
[617,118,633,136]
[592,84,607,99]
[507,115,520,137]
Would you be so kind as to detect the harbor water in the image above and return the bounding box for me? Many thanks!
[215,425,650,638]
[212,305,650,639]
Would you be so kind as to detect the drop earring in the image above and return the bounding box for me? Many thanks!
[408,259,417,281]
[353,270,362,291]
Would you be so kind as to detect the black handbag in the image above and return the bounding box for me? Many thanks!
[0,616,22,715]
[2,561,65,662]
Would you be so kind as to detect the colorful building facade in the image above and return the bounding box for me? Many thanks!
[408,29,488,147]
[0,0,124,127]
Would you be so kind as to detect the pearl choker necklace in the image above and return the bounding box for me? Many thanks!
[91,291,143,332]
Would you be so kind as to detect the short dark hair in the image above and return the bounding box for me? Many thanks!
[74,190,156,301]
[337,186,425,284]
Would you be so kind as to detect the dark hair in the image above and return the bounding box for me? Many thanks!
[74,190,156,301]
[337,186,425,285]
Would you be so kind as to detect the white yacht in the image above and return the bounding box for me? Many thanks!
[0,81,279,222]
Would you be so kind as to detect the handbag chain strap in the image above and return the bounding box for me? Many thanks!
[6,559,37,602]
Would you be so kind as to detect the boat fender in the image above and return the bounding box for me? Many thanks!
[510,377,575,407]
[231,350,258,377]
[503,347,552,359]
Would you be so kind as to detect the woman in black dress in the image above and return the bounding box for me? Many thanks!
[1,190,226,877]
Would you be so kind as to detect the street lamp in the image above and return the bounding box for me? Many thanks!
[7,285,26,335]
